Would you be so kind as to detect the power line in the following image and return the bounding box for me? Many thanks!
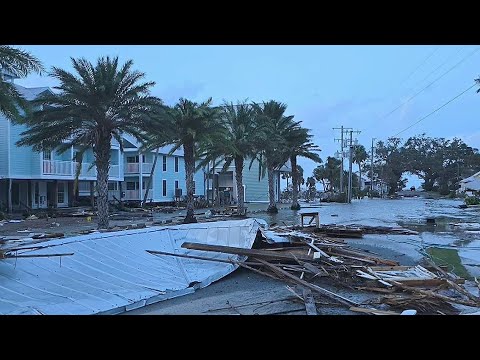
[407,46,466,95]
[392,83,477,137]
[397,46,440,89]
[380,46,480,121]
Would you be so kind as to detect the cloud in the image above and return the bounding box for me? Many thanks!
[155,81,206,105]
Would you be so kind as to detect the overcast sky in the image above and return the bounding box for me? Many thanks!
[17,45,480,188]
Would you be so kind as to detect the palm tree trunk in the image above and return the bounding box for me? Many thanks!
[142,148,159,207]
[183,140,197,223]
[94,134,111,229]
[267,163,278,213]
[234,156,246,216]
[290,156,300,210]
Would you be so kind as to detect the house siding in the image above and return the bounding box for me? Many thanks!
[0,115,9,177]
[242,159,269,202]
[9,122,41,177]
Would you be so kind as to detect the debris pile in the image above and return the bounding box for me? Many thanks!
[172,225,480,315]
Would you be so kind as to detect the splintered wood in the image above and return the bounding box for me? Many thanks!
[173,225,480,315]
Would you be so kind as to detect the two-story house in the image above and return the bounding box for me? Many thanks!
[0,78,289,212]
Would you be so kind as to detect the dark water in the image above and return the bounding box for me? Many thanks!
[253,198,480,278]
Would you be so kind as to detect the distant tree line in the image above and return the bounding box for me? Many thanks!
[309,134,480,197]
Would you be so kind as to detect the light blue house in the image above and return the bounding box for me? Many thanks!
[0,77,289,212]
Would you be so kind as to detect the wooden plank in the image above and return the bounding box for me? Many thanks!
[396,279,448,287]
[302,288,318,315]
[391,280,480,307]
[301,262,328,278]
[356,286,395,294]
[5,252,74,258]
[146,249,263,266]
[181,242,315,262]
[253,258,358,307]
[370,266,411,271]
[349,306,400,315]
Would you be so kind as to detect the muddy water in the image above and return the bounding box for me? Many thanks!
[254,198,480,278]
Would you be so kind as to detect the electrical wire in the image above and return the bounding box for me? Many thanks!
[392,83,477,137]
[380,46,480,121]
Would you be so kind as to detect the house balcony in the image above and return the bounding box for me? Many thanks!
[42,160,120,178]
[123,189,151,200]
[74,162,120,178]
[42,160,73,176]
[124,163,153,174]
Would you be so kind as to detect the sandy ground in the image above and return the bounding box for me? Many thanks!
[122,267,378,315]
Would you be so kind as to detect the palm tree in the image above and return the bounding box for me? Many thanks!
[284,126,321,210]
[197,100,256,216]
[16,56,162,229]
[297,165,305,192]
[353,145,368,194]
[146,98,223,223]
[252,100,296,213]
[0,45,44,122]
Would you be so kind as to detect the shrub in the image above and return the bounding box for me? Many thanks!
[465,196,480,206]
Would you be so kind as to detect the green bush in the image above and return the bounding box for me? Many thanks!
[465,196,480,205]
[0,211,5,221]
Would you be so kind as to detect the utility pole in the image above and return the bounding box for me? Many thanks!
[333,126,351,196]
[370,138,376,197]
[346,129,361,203]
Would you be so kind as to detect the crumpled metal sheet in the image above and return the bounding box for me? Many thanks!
[0,219,262,315]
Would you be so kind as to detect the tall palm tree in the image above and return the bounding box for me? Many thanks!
[17,56,162,229]
[0,45,44,122]
[197,100,257,216]
[284,125,321,210]
[252,100,296,213]
[146,98,223,223]
[353,144,368,194]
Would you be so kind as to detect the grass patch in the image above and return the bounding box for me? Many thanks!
[426,247,471,280]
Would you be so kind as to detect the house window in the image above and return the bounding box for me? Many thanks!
[162,179,167,197]
[163,156,167,171]
[192,180,196,195]
[126,182,137,190]
[142,154,146,163]
[57,182,65,204]
[174,157,179,172]
[108,182,118,191]
[175,180,179,189]
[43,151,51,161]
[126,156,139,163]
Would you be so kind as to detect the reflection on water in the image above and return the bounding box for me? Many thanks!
[252,197,480,277]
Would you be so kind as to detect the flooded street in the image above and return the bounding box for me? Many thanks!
[254,198,480,279]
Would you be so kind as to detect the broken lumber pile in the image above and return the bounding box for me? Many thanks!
[294,224,418,238]
[171,227,480,315]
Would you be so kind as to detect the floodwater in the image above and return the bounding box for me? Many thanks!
[254,197,480,279]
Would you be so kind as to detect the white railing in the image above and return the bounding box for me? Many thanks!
[124,190,139,200]
[75,162,96,177]
[125,163,139,173]
[73,163,120,178]
[125,162,153,174]
[43,160,73,175]
[124,189,151,200]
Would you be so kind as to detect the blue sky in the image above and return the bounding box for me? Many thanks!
[17,45,480,188]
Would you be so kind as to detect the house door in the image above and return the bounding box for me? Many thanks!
[32,181,48,209]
